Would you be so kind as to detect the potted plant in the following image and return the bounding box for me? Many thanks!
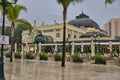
[54,52,62,61]
[72,54,83,63]
[14,52,21,59]
[39,52,48,60]
[25,52,35,59]
[94,55,107,65]
[5,52,11,58]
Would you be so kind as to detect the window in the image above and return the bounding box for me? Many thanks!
[56,33,60,38]
[80,26,85,29]
[44,30,53,33]
[68,34,71,39]
[56,29,60,31]
[74,31,77,34]
[114,21,118,36]
[108,22,112,36]
[74,35,77,39]
[68,29,72,33]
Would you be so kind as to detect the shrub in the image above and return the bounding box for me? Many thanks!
[72,54,83,63]
[39,53,48,60]
[54,53,62,61]
[14,52,21,59]
[25,52,34,59]
[94,55,106,65]
[5,52,11,58]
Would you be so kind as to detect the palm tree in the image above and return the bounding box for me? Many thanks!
[105,0,115,4]
[6,4,33,62]
[56,0,84,67]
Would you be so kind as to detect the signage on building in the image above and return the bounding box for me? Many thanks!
[0,35,9,44]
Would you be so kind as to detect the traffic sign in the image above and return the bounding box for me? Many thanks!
[0,35,9,44]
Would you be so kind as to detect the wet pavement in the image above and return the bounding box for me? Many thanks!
[4,58,120,80]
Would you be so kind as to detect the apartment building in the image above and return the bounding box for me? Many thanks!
[104,18,120,39]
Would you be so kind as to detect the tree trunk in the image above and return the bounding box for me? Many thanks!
[62,8,67,67]
[10,22,15,62]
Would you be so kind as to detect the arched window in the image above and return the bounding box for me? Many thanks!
[56,33,60,38]
[68,34,71,39]
[74,35,77,39]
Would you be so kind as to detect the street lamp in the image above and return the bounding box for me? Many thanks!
[93,34,97,54]
[0,0,18,80]
[97,36,100,54]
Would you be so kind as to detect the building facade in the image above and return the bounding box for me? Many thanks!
[104,18,120,39]
[21,13,120,56]
[22,24,86,44]
[36,24,86,42]
[22,12,109,44]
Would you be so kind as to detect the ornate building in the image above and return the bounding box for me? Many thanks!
[22,12,109,44]
[21,12,120,56]
[68,12,108,38]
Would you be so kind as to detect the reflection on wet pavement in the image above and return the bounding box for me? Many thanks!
[4,58,120,80]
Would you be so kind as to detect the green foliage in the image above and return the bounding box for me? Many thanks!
[94,55,106,65]
[39,53,48,60]
[41,47,47,53]
[14,52,21,59]
[54,53,62,61]
[5,52,11,58]
[56,0,84,8]
[5,4,32,59]
[14,24,29,44]
[25,52,34,59]
[72,54,83,63]
[105,0,115,5]
[75,52,80,55]
[6,4,27,22]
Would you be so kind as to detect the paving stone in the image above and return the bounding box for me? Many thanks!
[4,58,120,80]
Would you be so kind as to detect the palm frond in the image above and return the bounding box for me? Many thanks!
[16,19,33,35]
[105,0,115,5]
[56,0,85,8]
[6,4,27,22]
[14,4,27,19]
[6,5,15,21]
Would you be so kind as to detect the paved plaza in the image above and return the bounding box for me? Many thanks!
[4,58,120,80]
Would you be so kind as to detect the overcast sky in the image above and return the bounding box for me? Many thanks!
[1,0,120,29]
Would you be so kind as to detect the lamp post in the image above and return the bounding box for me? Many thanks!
[93,34,100,54]
[0,0,18,80]
[97,36,100,54]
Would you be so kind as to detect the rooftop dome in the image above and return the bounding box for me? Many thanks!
[68,12,100,29]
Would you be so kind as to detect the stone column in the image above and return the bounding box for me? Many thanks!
[91,37,95,56]
[26,43,29,52]
[71,41,75,55]
[34,43,37,59]
[21,44,24,60]
[39,42,41,53]
[55,42,57,53]
[81,42,83,53]
[109,41,112,53]
[14,43,17,53]
[91,40,95,57]
[34,43,37,53]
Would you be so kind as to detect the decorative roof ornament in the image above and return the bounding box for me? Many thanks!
[76,12,89,19]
